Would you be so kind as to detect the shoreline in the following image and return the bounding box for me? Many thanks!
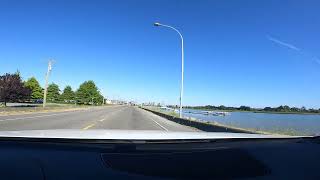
[144,107,311,136]
[142,107,271,135]
[186,108,320,115]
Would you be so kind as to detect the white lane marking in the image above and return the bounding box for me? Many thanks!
[98,118,105,122]
[149,117,169,131]
[135,107,169,131]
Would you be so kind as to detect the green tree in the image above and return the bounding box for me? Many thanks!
[275,105,284,112]
[263,107,273,111]
[61,86,75,102]
[0,73,31,106]
[76,80,103,105]
[290,107,300,112]
[283,105,290,111]
[24,77,43,100]
[47,83,60,102]
[309,108,319,113]
[275,105,291,112]
[239,106,251,111]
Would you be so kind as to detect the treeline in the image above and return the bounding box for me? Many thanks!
[184,105,320,113]
[0,72,104,106]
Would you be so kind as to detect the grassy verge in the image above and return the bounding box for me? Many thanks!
[0,104,102,116]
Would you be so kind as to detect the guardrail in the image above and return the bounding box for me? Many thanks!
[142,107,260,134]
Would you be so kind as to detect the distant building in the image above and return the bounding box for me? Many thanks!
[110,99,127,105]
[105,99,112,104]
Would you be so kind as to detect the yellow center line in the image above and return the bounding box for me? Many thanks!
[82,108,126,129]
[82,123,96,130]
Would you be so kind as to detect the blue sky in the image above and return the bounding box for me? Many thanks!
[1,0,320,108]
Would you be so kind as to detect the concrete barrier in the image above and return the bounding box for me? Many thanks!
[142,108,259,134]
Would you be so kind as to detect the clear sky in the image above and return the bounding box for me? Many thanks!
[1,0,319,108]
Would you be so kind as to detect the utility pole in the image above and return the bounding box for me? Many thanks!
[43,60,53,108]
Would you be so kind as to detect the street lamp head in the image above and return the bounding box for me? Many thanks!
[154,22,161,26]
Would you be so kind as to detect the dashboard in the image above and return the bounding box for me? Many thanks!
[0,137,319,179]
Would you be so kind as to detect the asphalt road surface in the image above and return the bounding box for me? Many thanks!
[0,106,197,131]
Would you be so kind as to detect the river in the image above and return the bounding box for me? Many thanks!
[182,109,320,136]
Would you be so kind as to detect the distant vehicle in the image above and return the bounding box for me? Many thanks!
[160,106,174,111]
[34,99,43,104]
[64,100,76,103]
[201,111,229,116]
[213,112,229,116]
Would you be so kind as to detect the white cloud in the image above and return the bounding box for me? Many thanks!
[267,35,320,66]
[267,35,301,51]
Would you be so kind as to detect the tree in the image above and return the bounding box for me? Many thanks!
[275,105,284,112]
[76,80,103,105]
[239,105,251,111]
[309,108,319,113]
[274,105,291,112]
[47,83,60,102]
[0,73,31,106]
[263,107,273,111]
[24,77,43,100]
[290,107,300,112]
[283,105,290,111]
[61,86,75,102]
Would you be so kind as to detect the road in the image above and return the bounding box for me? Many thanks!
[0,106,197,131]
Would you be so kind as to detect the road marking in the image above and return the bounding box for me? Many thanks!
[136,107,169,131]
[0,111,80,122]
[149,118,169,131]
[82,123,96,130]
[97,108,125,121]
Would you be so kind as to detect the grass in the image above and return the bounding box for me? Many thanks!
[0,103,99,116]
[167,111,179,117]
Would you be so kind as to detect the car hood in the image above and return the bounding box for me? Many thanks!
[0,129,305,140]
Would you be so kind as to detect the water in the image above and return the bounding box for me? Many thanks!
[182,109,320,136]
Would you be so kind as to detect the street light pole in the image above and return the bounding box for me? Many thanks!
[154,22,184,118]
[43,60,53,108]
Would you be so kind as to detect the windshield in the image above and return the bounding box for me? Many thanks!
[0,0,319,138]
